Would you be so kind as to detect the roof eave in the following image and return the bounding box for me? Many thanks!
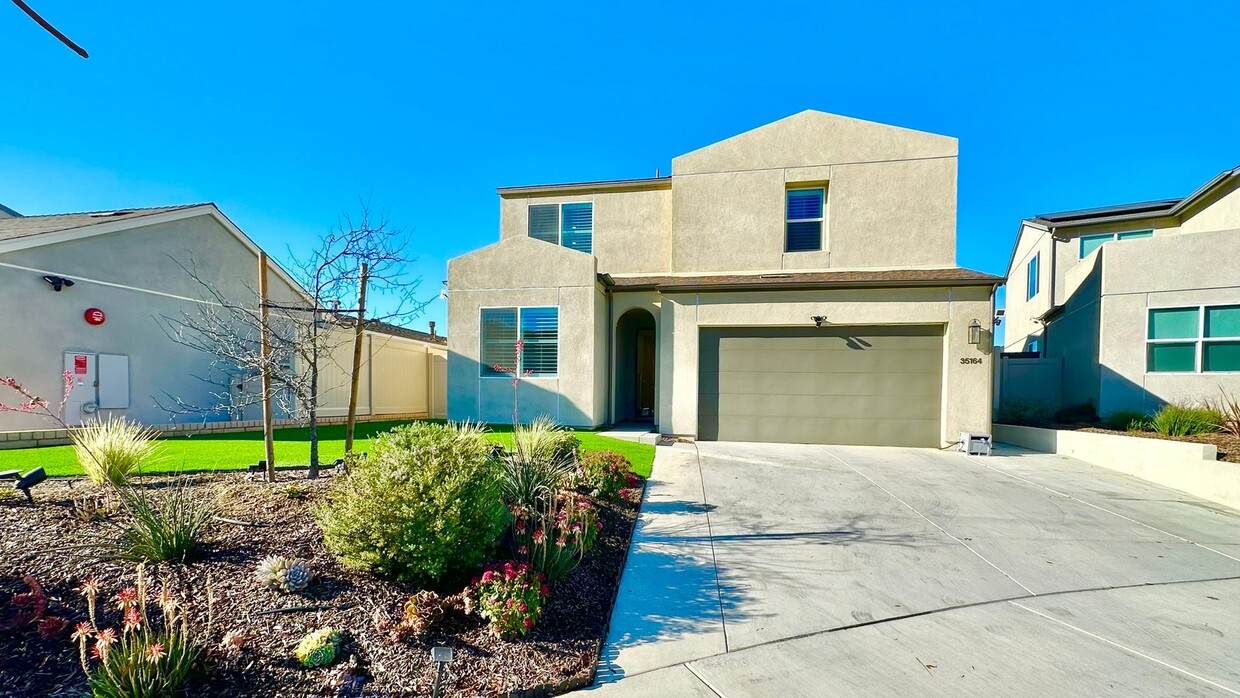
[498,176,672,196]
[611,277,1004,294]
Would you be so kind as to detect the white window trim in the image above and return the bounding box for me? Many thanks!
[1078,229,1153,259]
[1144,303,1240,375]
[479,305,560,379]
[785,187,825,253]
[527,202,593,250]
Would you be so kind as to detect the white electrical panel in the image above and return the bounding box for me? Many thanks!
[97,354,130,408]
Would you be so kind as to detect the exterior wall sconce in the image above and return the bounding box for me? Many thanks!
[42,275,75,291]
[811,315,828,327]
[968,319,983,346]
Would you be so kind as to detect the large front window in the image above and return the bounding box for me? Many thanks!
[481,307,559,377]
[528,202,592,254]
[1146,304,1240,373]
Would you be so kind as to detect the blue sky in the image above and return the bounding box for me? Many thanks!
[3,1,1239,336]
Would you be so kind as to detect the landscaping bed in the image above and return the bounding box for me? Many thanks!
[1072,427,1239,463]
[0,471,641,697]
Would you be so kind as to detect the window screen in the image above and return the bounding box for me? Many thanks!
[785,189,824,252]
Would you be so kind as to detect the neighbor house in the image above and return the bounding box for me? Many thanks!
[447,111,1002,447]
[1001,165,1240,416]
[0,203,446,438]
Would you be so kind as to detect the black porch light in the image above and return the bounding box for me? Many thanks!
[968,319,983,346]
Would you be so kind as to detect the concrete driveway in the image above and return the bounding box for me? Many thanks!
[590,441,1240,696]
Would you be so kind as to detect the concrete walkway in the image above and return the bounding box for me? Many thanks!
[590,441,1240,696]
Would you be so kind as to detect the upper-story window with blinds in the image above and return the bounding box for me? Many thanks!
[528,202,593,254]
[785,188,824,252]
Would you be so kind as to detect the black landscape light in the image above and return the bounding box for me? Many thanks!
[15,467,47,503]
[811,315,828,327]
[431,646,453,698]
[42,275,75,292]
[0,469,20,481]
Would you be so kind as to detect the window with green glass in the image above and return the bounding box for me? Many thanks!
[1079,230,1153,259]
[1148,307,1198,340]
[1146,304,1240,373]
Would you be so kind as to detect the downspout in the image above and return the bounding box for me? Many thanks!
[606,287,614,428]
[1046,225,1058,357]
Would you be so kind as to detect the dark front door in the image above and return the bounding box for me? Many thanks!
[636,328,656,420]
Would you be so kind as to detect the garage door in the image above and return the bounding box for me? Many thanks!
[698,326,943,446]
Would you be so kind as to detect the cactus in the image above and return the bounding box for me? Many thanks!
[295,628,343,668]
[254,556,313,593]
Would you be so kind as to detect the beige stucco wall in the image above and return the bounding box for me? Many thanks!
[1179,178,1240,235]
[315,329,447,420]
[656,285,994,444]
[669,111,958,274]
[1094,230,1240,414]
[0,215,305,431]
[499,187,672,275]
[1002,223,1054,351]
[446,236,607,427]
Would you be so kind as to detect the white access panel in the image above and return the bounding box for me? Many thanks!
[97,354,130,409]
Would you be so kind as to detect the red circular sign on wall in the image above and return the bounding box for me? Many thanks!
[84,308,106,325]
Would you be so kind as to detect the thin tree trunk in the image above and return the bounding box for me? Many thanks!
[258,252,277,482]
[345,263,369,454]
[308,343,320,479]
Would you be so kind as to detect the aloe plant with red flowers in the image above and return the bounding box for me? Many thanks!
[510,490,601,581]
[73,565,210,698]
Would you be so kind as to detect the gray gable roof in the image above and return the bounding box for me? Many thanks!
[0,204,206,243]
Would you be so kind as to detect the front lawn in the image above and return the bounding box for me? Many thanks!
[0,420,655,478]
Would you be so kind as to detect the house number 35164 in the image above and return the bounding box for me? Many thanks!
[959,357,983,365]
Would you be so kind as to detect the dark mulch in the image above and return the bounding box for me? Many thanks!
[1072,426,1240,463]
[0,473,640,697]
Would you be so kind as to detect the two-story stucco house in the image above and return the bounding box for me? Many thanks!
[447,111,1002,447]
[1002,165,1240,416]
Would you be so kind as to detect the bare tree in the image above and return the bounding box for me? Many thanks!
[157,205,429,480]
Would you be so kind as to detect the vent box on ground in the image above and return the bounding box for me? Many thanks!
[959,431,992,456]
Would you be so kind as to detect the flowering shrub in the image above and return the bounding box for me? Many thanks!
[73,565,207,698]
[316,421,507,585]
[294,628,343,667]
[578,451,638,502]
[510,491,601,581]
[471,562,548,639]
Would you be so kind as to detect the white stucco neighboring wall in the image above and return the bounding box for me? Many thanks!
[0,214,305,430]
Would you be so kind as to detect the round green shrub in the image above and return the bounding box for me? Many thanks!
[316,422,507,586]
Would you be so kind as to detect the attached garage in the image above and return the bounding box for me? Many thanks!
[698,325,944,446]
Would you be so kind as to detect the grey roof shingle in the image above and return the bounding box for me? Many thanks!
[0,204,207,243]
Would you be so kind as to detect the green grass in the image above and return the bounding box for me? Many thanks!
[0,420,654,479]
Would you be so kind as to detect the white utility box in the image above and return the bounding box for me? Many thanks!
[959,431,992,456]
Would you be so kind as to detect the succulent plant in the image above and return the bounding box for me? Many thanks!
[254,556,313,593]
[295,627,343,668]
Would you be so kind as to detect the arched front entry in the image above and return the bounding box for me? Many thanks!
[614,307,657,423]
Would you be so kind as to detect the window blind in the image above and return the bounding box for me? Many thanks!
[520,307,559,376]
[480,308,518,376]
[785,189,823,252]
[560,203,593,253]
[528,205,559,244]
